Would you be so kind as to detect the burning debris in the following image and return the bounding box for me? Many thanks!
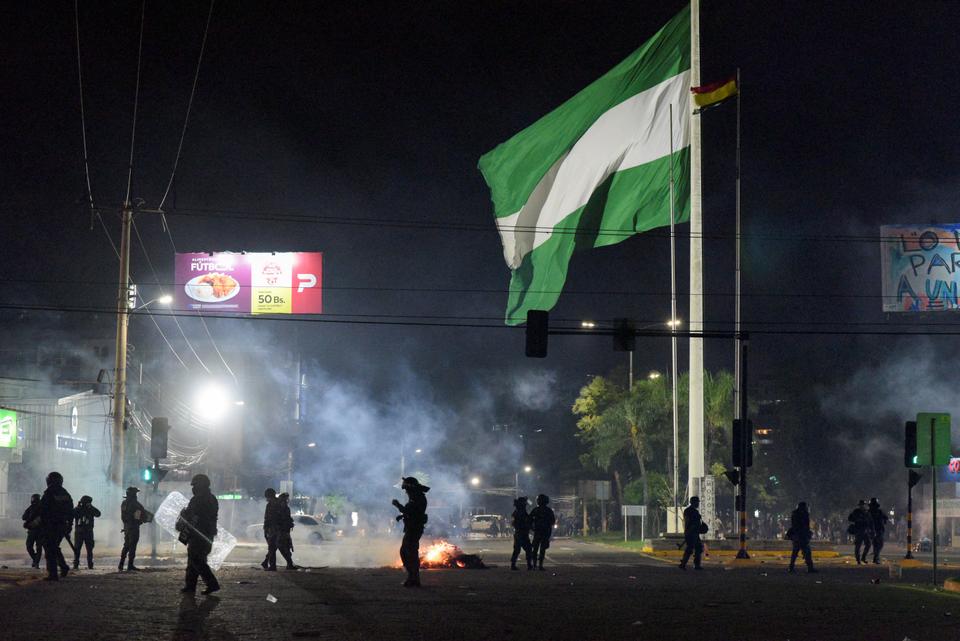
[419,540,487,569]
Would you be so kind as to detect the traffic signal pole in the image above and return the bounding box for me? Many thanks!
[110,203,133,486]
[905,473,915,560]
[735,336,750,559]
[931,417,938,586]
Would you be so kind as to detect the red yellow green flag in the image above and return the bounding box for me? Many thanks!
[691,76,737,113]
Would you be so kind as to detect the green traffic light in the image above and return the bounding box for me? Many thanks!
[912,455,918,464]
[142,468,152,482]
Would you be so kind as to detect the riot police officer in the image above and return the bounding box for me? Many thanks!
[179,473,220,595]
[530,494,556,571]
[510,496,533,571]
[848,500,873,564]
[22,494,42,568]
[392,476,429,587]
[680,496,705,570]
[787,501,817,573]
[39,472,73,581]
[260,488,280,571]
[867,498,889,564]
[276,492,296,570]
[73,495,101,569]
[119,487,146,571]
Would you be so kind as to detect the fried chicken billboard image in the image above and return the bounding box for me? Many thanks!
[175,252,322,315]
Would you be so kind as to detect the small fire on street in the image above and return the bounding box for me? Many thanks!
[417,540,487,569]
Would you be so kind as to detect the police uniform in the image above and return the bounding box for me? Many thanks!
[73,496,101,569]
[867,498,888,564]
[39,472,73,581]
[787,502,816,573]
[181,474,220,594]
[530,494,556,570]
[22,494,42,568]
[276,493,296,569]
[510,497,533,570]
[848,501,873,564]
[680,497,704,570]
[119,487,146,571]
[393,476,429,587]
[261,489,280,570]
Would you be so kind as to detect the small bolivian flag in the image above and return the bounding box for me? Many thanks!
[691,75,737,113]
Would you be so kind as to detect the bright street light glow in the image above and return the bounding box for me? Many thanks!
[523,465,532,473]
[157,294,173,305]
[580,320,597,329]
[307,442,316,448]
[470,476,480,486]
[414,448,422,454]
[666,318,682,328]
[194,383,231,424]
[648,371,661,380]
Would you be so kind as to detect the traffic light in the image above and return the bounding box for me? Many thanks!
[525,310,548,358]
[723,468,740,486]
[142,467,152,482]
[150,416,169,460]
[732,418,753,468]
[613,318,635,352]
[142,465,168,485]
[905,420,919,468]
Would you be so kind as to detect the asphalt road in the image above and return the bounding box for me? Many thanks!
[2,537,959,641]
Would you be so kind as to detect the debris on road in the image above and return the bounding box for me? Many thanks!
[266,594,278,603]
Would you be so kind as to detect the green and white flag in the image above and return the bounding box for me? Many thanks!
[479,6,691,325]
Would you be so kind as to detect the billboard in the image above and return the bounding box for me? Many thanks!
[175,252,322,315]
[0,409,17,448]
[881,224,960,312]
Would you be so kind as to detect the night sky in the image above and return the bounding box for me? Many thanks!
[3,1,960,503]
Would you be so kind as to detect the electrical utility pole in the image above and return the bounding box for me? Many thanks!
[110,202,133,486]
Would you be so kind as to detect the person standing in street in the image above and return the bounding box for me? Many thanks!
[39,472,73,581]
[847,500,873,565]
[179,473,221,595]
[510,496,533,571]
[867,498,889,564]
[529,494,556,571]
[680,496,705,570]
[22,494,42,568]
[392,476,429,587]
[73,495,101,570]
[119,487,147,571]
[276,492,297,570]
[260,488,280,571]
[787,501,817,573]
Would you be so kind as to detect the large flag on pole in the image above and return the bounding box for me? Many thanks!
[479,6,691,325]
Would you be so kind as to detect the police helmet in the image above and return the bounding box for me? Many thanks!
[536,494,549,506]
[191,473,211,489]
[80,495,93,504]
[125,486,139,496]
[46,471,64,487]
[264,488,277,499]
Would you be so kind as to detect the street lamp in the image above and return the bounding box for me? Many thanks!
[580,320,597,329]
[307,442,316,448]
[136,294,173,310]
[470,476,481,487]
[648,371,661,380]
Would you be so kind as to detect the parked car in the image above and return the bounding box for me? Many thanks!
[245,514,337,545]
[469,514,503,536]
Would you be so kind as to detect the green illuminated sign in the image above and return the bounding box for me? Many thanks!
[916,412,952,466]
[0,409,17,448]
[216,493,243,500]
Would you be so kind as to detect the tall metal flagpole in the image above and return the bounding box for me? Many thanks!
[734,69,742,422]
[688,0,705,502]
[669,104,680,534]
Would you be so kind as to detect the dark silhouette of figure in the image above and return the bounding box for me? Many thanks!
[39,471,73,581]
[276,492,296,569]
[322,511,336,524]
[119,487,146,571]
[392,476,429,587]
[510,496,533,571]
[179,473,221,595]
[530,494,556,570]
[787,501,817,573]
[679,496,705,570]
[22,494,42,568]
[72,495,101,569]
[867,498,888,564]
[260,488,280,571]
[848,500,873,564]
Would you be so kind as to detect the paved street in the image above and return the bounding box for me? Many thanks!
[2,537,959,641]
